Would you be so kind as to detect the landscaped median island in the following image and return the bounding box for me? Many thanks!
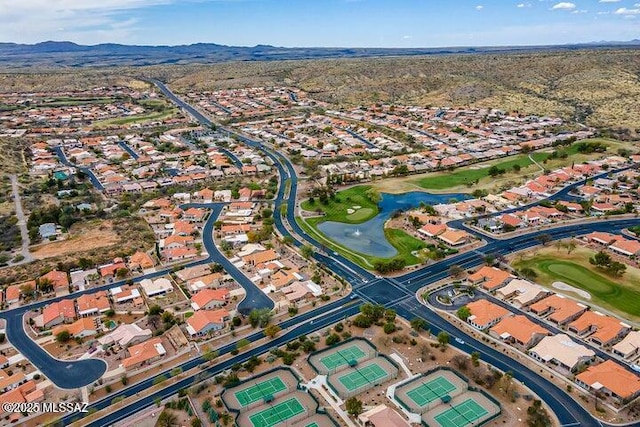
[512,246,640,321]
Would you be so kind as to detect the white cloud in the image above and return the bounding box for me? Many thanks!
[551,2,576,9]
[402,35,413,39]
[0,0,180,44]
[517,3,532,7]
[613,7,640,15]
[476,5,484,10]
[571,9,588,13]
[598,0,620,3]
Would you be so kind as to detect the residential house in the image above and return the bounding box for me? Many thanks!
[52,317,98,339]
[609,238,640,258]
[0,369,27,393]
[98,259,127,283]
[568,311,630,347]
[40,270,69,294]
[529,334,595,373]
[110,285,142,305]
[358,404,412,427]
[190,288,230,310]
[467,266,513,291]
[490,315,550,349]
[437,229,471,246]
[495,279,550,308]
[76,291,111,317]
[121,338,167,370]
[98,323,152,347]
[38,300,76,329]
[612,331,640,359]
[465,299,510,330]
[185,309,230,337]
[129,251,156,270]
[139,278,173,298]
[242,249,279,266]
[575,360,640,404]
[529,294,588,326]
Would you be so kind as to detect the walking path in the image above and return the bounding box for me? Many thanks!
[9,174,32,263]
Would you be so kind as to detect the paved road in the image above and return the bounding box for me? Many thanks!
[52,146,105,191]
[86,79,640,427]
[9,174,33,263]
[117,141,140,160]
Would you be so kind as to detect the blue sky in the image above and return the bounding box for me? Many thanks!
[0,0,638,46]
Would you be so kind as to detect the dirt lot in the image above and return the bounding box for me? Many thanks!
[31,220,120,260]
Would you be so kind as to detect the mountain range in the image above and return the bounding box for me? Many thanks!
[1,40,639,68]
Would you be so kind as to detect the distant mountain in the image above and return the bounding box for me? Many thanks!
[0,40,639,68]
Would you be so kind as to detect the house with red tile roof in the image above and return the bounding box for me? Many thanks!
[468,266,513,291]
[185,309,230,337]
[576,360,640,404]
[190,288,230,310]
[529,294,588,326]
[584,232,621,246]
[418,223,447,237]
[129,251,155,270]
[38,299,76,329]
[568,311,630,347]
[121,338,166,370]
[490,315,550,349]
[52,317,98,339]
[76,291,111,317]
[465,299,510,330]
[609,238,640,257]
[40,270,69,292]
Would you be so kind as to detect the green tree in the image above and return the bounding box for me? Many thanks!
[157,410,178,427]
[248,308,273,328]
[236,338,250,350]
[437,331,450,348]
[364,187,381,204]
[191,418,203,427]
[264,324,281,338]
[56,330,71,343]
[526,399,551,427]
[345,397,363,416]
[456,306,472,321]
[519,267,538,280]
[471,351,480,367]
[383,322,396,334]
[410,317,427,332]
[536,234,552,246]
[300,245,314,259]
[325,333,341,346]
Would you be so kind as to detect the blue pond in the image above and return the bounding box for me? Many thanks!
[317,191,469,258]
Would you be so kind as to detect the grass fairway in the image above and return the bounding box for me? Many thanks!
[92,109,177,128]
[513,247,640,321]
[384,228,427,265]
[300,185,378,224]
[375,138,629,194]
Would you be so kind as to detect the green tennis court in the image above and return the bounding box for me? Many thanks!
[249,397,305,427]
[338,363,388,392]
[320,345,366,371]
[407,376,456,407]
[434,398,489,427]
[305,423,319,427]
[236,377,287,407]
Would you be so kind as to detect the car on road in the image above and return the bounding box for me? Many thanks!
[454,337,465,345]
[350,293,358,300]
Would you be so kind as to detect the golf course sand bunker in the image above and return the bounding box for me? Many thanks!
[552,281,591,300]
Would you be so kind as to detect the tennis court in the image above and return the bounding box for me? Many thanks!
[406,376,456,407]
[433,398,489,427]
[338,363,387,392]
[236,377,287,407]
[320,345,366,371]
[249,397,305,427]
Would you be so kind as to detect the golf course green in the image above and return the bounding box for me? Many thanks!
[514,255,640,319]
